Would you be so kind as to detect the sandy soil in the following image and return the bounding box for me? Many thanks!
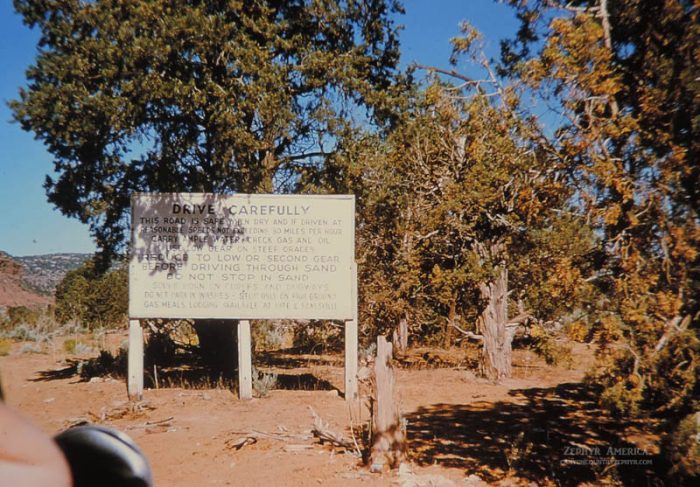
[0,335,662,486]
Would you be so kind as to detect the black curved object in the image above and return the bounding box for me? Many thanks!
[54,425,153,487]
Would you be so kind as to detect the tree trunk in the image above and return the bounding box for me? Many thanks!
[192,319,238,380]
[477,265,511,381]
[392,316,408,355]
[444,296,456,348]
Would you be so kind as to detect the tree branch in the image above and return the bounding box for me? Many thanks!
[450,322,483,341]
[283,151,328,162]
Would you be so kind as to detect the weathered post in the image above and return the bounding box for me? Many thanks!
[238,320,252,400]
[127,319,144,400]
[345,262,359,402]
[392,317,408,355]
[370,335,405,471]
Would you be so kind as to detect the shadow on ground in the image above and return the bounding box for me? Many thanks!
[256,348,343,369]
[31,350,340,394]
[273,372,338,392]
[405,382,665,486]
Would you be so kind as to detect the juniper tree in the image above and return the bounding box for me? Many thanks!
[321,75,594,380]
[499,0,699,415]
[12,0,405,377]
[11,0,405,266]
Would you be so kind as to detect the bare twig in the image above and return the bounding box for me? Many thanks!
[347,404,363,458]
[450,322,484,341]
[308,406,357,454]
[146,416,174,426]
[654,315,690,355]
[225,436,257,451]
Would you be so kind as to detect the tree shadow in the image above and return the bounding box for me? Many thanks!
[31,349,340,394]
[31,349,236,389]
[256,348,343,369]
[273,372,339,393]
[405,382,664,485]
[32,359,84,381]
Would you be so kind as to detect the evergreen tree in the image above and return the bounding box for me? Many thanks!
[12,0,406,378]
[11,0,405,266]
[55,258,128,328]
[323,75,593,380]
[499,0,699,415]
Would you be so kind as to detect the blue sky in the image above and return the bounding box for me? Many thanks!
[0,0,518,257]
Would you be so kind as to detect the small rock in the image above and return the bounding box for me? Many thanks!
[463,474,487,487]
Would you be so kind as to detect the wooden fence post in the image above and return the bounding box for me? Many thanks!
[127,319,144,400]
[370,335,405,471]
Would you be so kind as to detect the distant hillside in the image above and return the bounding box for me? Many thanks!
[14,253,91,296]
[0,252,52,307]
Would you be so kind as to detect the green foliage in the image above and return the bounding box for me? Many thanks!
[85,266,128,327]
[526,324,573,367]
[324,79,591,346]
[55,258,127,329]
[499,0,700,421]
[5,306,41,328]
[292,321,343,353]
[54,266,91,325]
[12,0,405,267]
[662,412,700,483]
[646,330,700,415]
[600,380,645,418]
[63,338,77,354]
[252,321,289,351]
[0,338,12,356]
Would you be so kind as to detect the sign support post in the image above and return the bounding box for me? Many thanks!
[238,320,253,400]
[127,319,144,400]
[344,262,359,402]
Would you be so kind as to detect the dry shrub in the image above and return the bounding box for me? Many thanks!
[292,320,343,353]
[0,338,12,356]
[253,320,292,351]
[586,350,643,417]
[63,338,77,354]
[525,324,573,367]
[252,366,278,398]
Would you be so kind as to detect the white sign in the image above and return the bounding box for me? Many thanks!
[129,193,355,320]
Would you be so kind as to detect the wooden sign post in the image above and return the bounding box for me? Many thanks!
[237,320,253,400]
[127,193,357,401]
[127,319,144,400]
[344,263,359,402]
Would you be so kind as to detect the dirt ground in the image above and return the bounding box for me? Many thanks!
[0,334,664,486]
